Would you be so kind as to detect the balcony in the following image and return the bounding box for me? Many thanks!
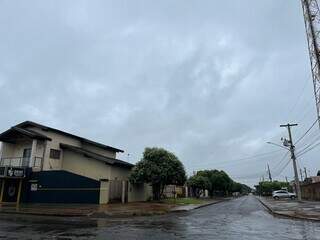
[0,157,42,168]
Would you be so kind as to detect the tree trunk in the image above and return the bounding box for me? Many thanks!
[152,184,161,200]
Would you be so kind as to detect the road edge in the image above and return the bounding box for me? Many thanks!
[257,197,320,222]
[170,198,231,213]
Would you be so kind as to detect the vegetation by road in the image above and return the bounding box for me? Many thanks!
[130,147,187,200]
[187,170,251,198]
[255,181,292,196]
[130,147,250,201]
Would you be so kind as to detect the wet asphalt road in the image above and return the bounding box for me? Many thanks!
[0,196,320,240]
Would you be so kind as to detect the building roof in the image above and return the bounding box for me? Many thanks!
[60,143,133,168]
[15,121,124,153]
[0,126,52,142]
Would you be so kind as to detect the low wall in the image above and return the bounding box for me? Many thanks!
[301,182,320,201]
[128,183,152,202]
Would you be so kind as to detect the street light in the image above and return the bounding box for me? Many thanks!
[266,141,290,151]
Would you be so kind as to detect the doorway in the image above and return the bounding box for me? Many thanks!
[2,179,20,203]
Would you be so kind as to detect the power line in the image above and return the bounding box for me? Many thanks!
[296,140,320,157]
[271,151,290,173]
[296,134,320,155]
[295,99,317,123]
[273,158,292,178]
[286,77,310,121]
[188,149,284,168]
[295,127,320,147]
[234,151,290,181]
[294,117,319,145]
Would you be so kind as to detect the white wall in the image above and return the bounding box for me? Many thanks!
[128,183,153,202]
[26,126,118,171]
[62,150,131,181]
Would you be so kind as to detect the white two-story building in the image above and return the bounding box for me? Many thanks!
[0,121,151,204]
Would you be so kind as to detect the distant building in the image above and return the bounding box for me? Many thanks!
[0,121,152,204]
[305,176,320,184]
[301,175,320,201]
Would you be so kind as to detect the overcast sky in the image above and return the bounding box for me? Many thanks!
[0,0,319,186]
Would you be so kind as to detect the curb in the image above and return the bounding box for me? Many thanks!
[0,210,89,217]
[0,199,231,218]
[194,198,231,210]
[257,197,320,222]
[170,198,231,213]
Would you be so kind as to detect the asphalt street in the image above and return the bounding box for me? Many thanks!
[0,196,319,240]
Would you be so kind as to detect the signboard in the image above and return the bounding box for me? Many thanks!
[6,167,25,178]
[30,183,38,191]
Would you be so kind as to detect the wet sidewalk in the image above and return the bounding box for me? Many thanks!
[258,196,320,221]
[0,199,226,218]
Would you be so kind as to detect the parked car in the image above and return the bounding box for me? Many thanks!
[272,190,296,200]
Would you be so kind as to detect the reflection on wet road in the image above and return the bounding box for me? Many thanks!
[0,196,319,239]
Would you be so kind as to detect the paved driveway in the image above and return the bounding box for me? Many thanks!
[0,196,319,239]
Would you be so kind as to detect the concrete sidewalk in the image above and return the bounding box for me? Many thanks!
[258,196,320,221]
[0,199,227,218]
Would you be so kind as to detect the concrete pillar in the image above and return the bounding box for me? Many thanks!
[0,142,3,159]
[185,186,188,198]
[29,139,37,167]
[121,180,126,204]
[99,180,109,204]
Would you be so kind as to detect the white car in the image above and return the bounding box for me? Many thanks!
[272,190,296,200]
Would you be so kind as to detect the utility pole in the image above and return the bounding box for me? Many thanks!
[267,164,272,182]
[285,176,288,183]
[304,167,308,179]
[300,168,304,181]
[280,123,302,201]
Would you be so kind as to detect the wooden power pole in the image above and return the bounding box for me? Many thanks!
[280,123,302,201]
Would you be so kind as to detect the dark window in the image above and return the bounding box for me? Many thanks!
[50,149,61,159]
[23,148,31,158]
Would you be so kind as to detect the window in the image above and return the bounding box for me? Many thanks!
[23,148,31,158]
[50,149,61,159]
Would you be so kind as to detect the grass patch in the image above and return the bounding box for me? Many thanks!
[162,198,207,205]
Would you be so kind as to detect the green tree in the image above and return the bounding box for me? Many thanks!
[255,181,292,196]
[129,147,186,200]
[231,182,242,193]
[197,170,233,197]
[187,175,211,198]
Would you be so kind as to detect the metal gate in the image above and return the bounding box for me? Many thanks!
[109,180,122,203]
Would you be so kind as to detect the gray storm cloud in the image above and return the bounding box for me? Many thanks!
[0,0,317,186]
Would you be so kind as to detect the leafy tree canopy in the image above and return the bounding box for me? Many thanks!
[187,175,211,198]
[130,147,186,200]
[187,169,250,197]
[255,181,292,196]
[197,170,234,196]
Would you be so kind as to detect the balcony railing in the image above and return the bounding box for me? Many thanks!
[0,157,42,168]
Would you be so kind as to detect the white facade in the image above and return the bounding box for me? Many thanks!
[0,121,152,204]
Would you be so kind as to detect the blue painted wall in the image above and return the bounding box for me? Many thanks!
[21,170,100,204]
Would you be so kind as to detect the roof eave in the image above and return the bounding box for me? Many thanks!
[16,121,124,153]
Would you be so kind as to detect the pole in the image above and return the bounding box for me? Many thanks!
[280,123,302,201]
[267,164,272,182]
[300,168,304,181]
[285,176,288,183]
[304,167,308,179]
